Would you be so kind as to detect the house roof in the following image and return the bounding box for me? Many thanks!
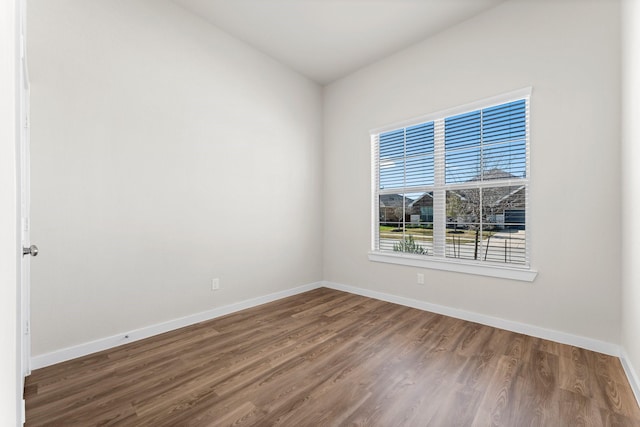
[408,193,434,208]
[379,194,410,208]
[382,170,523,209]
[472,168,520,181]
[448,186,524,208]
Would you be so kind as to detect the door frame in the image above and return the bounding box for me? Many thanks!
[19,0,31,381]
[2,0,25,423]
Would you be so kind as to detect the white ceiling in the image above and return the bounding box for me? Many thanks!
[173,0,506,85]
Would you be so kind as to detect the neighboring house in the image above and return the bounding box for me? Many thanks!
[379,194,411,225]
[379,193,434,225]
[477,168,521,181]
[471,168,525,230]
[408,193,434,223]
[404,169,525,230]
[490,185,525,230]
[447,174,525,230]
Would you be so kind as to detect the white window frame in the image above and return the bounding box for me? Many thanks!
[369,88,537,282]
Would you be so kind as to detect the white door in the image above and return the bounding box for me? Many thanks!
[19,0,32,380]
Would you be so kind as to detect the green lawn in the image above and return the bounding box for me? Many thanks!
[380,226,432,234]
[380,226,496,243]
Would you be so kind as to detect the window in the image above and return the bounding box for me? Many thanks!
[370,89,536,281]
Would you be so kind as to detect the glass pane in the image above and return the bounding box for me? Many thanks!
[406,155,434,187]
[406,122,434,156]
[481,186,525,226]
[378,192,434,256]
[379,128,404,191]
[402,192,433,255]
[482,232,526,265]
[445,110,481,150]
[379,157,404,189]
[379,194,405,225]
[379,194,404,252]
[481,186,526,265]
[482,140,526,179]
[445,146,481,184]
[482,100,526,144]
[379,129,404,159]
[446,189,481,260]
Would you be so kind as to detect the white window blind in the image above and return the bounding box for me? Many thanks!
[371,89,531,273]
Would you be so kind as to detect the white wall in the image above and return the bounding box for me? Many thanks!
[324,0,621,343]
[28,0,323,356]
[621,0,640,398]
[0,0,20,423]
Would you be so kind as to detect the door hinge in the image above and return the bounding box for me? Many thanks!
[25,320,30,335]
[22,217,29,232]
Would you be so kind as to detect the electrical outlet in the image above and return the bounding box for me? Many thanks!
[417,273,425,285]
[212,278,220,291]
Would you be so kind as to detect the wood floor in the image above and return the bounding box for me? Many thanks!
[25,288,640,426]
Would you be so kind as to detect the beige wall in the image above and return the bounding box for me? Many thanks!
[27,0,630,366]
[622,0,640,395]
[324,0,621,343]
[28,0,324,355]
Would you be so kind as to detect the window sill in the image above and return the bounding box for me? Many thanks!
[368,251,538,282]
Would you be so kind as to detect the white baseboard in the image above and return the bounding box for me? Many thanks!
[621,349,640,408]
[323,281,620,357]
[31,282,324,370]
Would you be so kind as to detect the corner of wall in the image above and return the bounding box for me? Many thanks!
[621,0,640,410]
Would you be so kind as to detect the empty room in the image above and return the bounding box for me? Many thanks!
[2,0,640,425]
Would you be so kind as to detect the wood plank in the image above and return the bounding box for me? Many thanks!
[25,288,640,426]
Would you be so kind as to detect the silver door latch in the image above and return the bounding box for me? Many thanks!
[22,245,38,257]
